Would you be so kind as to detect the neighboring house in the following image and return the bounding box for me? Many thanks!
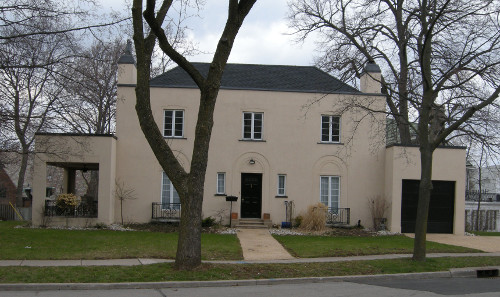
[31,49,466,234]
[465,165,500,231]
[0,164,16,206]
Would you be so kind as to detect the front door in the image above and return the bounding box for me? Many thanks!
[241,173,262,218]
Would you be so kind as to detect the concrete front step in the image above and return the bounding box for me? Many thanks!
[235,218,269,229]
[236,224,269,229]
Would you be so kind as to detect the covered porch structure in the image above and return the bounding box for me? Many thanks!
[32,134,117,227]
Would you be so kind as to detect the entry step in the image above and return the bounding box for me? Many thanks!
[235,219,270,229]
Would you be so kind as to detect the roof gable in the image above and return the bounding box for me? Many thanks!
[150,63,359,94]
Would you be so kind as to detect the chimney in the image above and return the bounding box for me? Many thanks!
[360,61,381,94]
[117,40,136,85]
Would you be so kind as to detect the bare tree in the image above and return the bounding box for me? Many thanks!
[0,0,128,43]
[0,19,71,206]
[114,179,137,225]
[289,0,500,261]
[132,0,257,270]
[55,39,123,134]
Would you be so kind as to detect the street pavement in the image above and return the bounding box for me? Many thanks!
[1,278,500,296]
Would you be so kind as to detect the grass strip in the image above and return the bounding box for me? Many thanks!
[1,257,499,283]
[273,235,481,257]
[0,222,242,260]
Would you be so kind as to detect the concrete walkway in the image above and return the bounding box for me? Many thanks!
[1,252,500,267]
[236,229,295,261]
[405,234,500,252]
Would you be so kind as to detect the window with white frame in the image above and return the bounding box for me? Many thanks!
[242,112,263,140]
[321,115,340,143]
[277,174,286,196]
[161,172,180,209]
[216,172,226,194]
[320,176,340,211]
[163,110,184,138]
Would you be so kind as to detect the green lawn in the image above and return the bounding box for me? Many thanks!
[1,256,499,283]
[273,235,480,257]
[472,231,500,236]
[0,222,242,260]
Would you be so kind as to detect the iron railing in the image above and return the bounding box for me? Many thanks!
[326,207,350,225]
[152,203,181,221]
[44,200,97,218]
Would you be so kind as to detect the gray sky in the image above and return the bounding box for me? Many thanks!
[100,0,317,66]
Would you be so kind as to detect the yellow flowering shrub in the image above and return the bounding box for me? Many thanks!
[56,193,81,212]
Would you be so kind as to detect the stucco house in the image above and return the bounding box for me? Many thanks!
[32,50,466,234]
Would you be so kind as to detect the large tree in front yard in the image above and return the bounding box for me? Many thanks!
[131,0,257,270]
[289,0,500,261]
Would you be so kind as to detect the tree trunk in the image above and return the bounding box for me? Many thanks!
[413,146,433,261]
[175,181,203,270]
[15,149,29,206]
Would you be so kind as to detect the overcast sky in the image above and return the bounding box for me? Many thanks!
[100,0,317,66]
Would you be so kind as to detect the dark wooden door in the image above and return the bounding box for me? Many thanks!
[241,173,262,218]
[401,179,455,233]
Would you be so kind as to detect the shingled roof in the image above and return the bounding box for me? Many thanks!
[149,63,359,94]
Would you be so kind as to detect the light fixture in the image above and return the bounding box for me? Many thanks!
[249,158,255,165]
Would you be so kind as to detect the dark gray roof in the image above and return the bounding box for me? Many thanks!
[118,40,135,65]
[364,62,381,73]
[149,63,359,94]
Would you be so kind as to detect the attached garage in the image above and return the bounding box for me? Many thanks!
[401,179,455,233]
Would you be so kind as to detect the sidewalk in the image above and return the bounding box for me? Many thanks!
[1,252,500,267]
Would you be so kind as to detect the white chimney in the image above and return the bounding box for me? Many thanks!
[360,61,381,94]
[117,40,137,85]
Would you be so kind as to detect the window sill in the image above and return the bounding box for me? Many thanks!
[318,141,343,145]
[214,193,227,197]
[164,137,187,140]
[239,139,266,142]
[275,195,288,198]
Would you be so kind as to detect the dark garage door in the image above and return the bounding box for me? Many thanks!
[401,179,455,233]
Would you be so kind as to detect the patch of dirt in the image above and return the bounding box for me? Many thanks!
[295,227,377,237]
[124,222,232,234]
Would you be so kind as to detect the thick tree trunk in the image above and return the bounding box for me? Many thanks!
[15,149,29,206]
[413,146,433,261]
[174,182,204,270]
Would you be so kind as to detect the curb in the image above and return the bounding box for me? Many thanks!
[0,270,462,291]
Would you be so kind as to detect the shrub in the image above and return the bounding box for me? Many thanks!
[202,216,217,227]
[300,203,327,231]
[368,195,390,231]
[56,193,80,214]
[293,215,303,228]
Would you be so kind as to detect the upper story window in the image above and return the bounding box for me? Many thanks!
[164,110,184,138]
[321,115,340,143]
[243,112,263,140]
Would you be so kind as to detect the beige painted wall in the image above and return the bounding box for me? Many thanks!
[32,135,116,226]
[385,145,466,234]
[115,72,388,226]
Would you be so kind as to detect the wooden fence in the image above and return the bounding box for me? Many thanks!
[0,204,16,220]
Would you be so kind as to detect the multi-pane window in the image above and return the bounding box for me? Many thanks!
[277,174,286,196]
[161,172,180,209]
[321,115,340,143]
[217,172,226,194]
[320,176,340,211]
[163,110,184,137]
[0,187,6,199]
[243,112,263,140]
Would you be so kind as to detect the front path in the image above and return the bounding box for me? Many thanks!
[236,229,294,261]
